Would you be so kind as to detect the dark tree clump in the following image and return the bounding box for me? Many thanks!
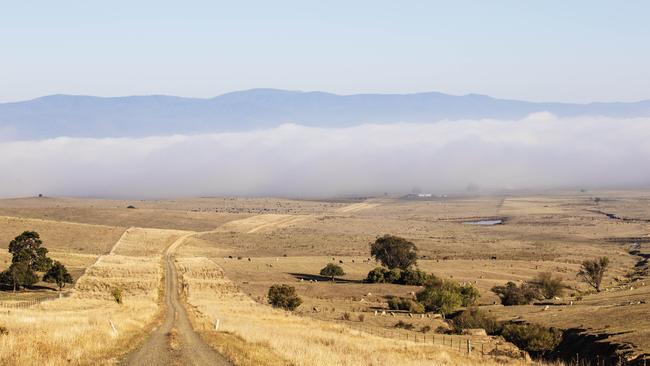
[8,231,52,271]
[43,261,73,291]
[370,235,418,270]
[0,262,39,291]
[268,284,302,311]
[320,263,345,281]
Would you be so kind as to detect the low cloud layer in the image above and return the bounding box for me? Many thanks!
[1,113,649,198]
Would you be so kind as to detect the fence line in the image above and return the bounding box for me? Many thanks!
[0,291,72,309]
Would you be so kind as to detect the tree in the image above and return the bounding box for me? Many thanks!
[43,261,73,291]
[0,262,39,291]
[8,231,53,271]
[578,257,609,292]
[370,235,418,270]
[320,263,345,281]
[268,284,302,311]
[530,272,565,299]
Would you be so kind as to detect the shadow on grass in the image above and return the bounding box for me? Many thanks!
[288,272,365,284]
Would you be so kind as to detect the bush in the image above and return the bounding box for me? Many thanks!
[387,297,425,313]
[320,263,345,281]
[399,268,433,286]
[0,326,7,336]
[416,282,462,317]
[385,268,402,283]
[268,284,302,311]
[501,323,563,355]
[578,257,609,292]
[394,320,414,330]
[370,235,418,270]
[459,284,480,306]
[358,314,365,322]
[530,272,565,299]
[451,307,501,335]
[491,282,541,305]
[341,312,351,321]
[112,287,123,304]
[366,267,388,283]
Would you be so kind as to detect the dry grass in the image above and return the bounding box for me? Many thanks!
[0,215,125,255]
[0,227,182,365]
[177,255,534,366]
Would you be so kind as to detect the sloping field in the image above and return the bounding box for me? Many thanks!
[0,215,125,254]
[214,214,313,234]
[0,227,184,365]
[176,255,525,366]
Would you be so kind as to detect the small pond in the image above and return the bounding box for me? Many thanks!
[462,219,503,226]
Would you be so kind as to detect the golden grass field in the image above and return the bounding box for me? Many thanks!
[0,191,647,364]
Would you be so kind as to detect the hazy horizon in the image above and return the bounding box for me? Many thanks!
[2,112,649,199]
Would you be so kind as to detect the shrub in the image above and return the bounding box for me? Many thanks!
[387,297,425,313]
[451,307,501,335]
[416,282,462,317]
[399,268,432,286]
[370,235,418,270]
[268,284,302,311]
[366,267,388,283]
[491,282,541,305]
[459,283,480,306]
[530,272,565,299]
[394,320,414,330]
[501,323,563,356]
[112,287,123,304]
[358,314,365,322]
[578,257,609,292]
[420,325,432,333]
[0,326,7,336]
[384,268,402,283]
[320,263,345,281]
[341,312,351,321]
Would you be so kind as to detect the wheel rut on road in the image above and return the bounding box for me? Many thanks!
[120,233,232,366]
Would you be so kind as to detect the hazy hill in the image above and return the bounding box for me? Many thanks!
[1,89,650,139]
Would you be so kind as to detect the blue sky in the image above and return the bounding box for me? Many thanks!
[1,0,649,103]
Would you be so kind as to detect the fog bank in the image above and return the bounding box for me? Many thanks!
[1,113,649,198]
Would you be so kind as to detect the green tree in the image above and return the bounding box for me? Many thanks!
[1,262,39,291]
[370,235,418,270]
[320,263,345,281]
[578,257,609,292]
[43,261,73,291]
[268,284,302,311]
[8,231,53,271]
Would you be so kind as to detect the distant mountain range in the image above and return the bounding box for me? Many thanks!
[1,89,649,139]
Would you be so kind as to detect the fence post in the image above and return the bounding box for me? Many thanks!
[467,339,471,355]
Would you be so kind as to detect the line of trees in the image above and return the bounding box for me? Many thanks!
[1,231,73,292]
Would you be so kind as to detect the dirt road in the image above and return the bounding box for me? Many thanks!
[120,234,231,366]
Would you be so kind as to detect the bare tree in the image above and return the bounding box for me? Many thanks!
[578,257,609,292]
